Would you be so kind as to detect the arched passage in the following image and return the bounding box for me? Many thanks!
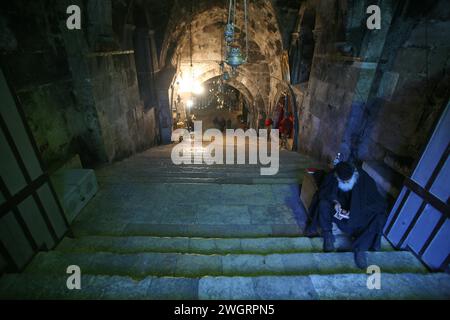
[160,0,284,134]
[170,64,267,131]
[184,76,253,132]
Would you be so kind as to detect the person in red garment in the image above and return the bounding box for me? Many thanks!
[265,117,273,139]
[279,112,293,149]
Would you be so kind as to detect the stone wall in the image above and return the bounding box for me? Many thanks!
[358,1,450,175]
[0,0,160,171]
[88,53,158,162]
[294,0,449,176]
[0,1,85,172]
[296,0,372,163]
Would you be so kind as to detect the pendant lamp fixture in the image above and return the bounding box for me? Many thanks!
[224,0,249,75]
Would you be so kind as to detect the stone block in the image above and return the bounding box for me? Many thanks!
[175,254,222,277]
[147,277,199,300]
[252,276,318,300]
[199,276,256,300]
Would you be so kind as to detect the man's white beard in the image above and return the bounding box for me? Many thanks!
[338,171,359,192]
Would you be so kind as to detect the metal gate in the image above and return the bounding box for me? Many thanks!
[384,101,450,271]
[0,69,70,273]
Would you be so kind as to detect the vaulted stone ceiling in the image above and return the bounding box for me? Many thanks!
[159,0,286,114]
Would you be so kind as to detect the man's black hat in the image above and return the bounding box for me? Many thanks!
[335,162,354,181]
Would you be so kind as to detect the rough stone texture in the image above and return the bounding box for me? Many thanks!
[199,276,256,300]
[0,0,159,171]
[252,276,318,300]
[0,1,85,171]
[310,273,450,300]
[1,273,449,300]
[362,13,450,169]
[295,0,450,175]
[87,53,158,162]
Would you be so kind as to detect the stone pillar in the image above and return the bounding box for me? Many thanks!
[133,27,158,109]
[149,30,160,73]
[148,30,159,106]
[289,32,300,84]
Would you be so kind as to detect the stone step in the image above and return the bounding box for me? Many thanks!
[90,183,301,206]
[71,223,304,238]
[98,177,301,185]
[101,160,311,167]
[56,236,394,255]
[1,273,449,300]
[307,273,450,300]
[199,273,450,300]
[98,171,302,177]
[0,274,197,300]
[25,251,426,279]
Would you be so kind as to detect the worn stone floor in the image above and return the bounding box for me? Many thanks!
[72,139,312,237]
[1,140,450,299]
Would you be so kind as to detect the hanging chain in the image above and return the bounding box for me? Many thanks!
[189,0,193,69]
[228,0,233,25]
[244,0,248,62]
[233,0,237,26]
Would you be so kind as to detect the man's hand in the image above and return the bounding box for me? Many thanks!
[334,202,342,212]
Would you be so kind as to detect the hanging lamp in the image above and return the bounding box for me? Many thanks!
[224,0,249,75]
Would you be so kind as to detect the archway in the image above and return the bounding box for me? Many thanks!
[191,76,252,132]
[172,75,254,132]
[169,64,267,131]
[160,0,284,132]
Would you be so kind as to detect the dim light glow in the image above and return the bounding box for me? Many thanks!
[179,77,204,95]
[186,99,194,108]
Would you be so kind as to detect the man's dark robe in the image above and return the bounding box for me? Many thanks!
[305,168,388,251]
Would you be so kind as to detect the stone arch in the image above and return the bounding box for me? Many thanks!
[173,65,267,114]
[160,0,283,109]
[195,67,266,120]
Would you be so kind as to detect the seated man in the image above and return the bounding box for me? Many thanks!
[317,161,387,269]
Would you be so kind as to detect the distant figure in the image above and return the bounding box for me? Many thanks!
[213,116,219,130]
[219,117,226,132]
[279,112,294,149]
[265,118,273,140]
[258,113,265,133]
[187,116,194,132]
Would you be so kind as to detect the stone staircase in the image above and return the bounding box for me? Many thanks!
[1,144,449,299]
